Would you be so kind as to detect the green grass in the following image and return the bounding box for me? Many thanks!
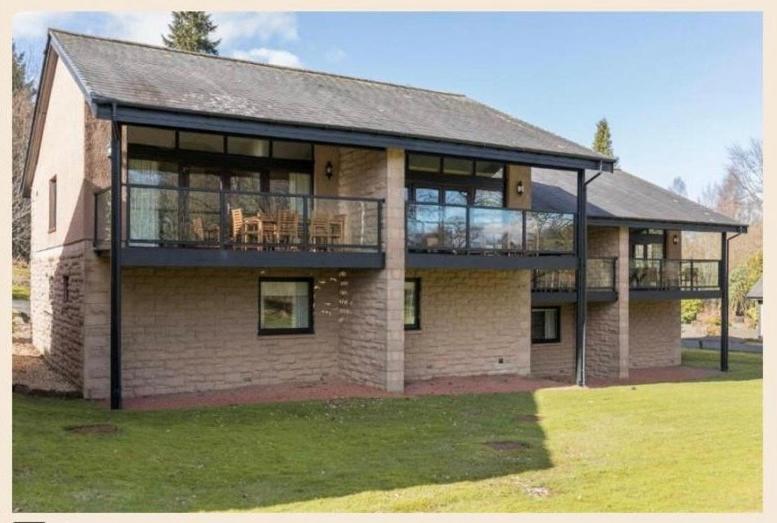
[13,350,761,512]
[12,262,30,300]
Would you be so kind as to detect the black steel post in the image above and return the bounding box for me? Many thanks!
[720,232,729,372]
[109,107,123,409]
[575,168,587,386]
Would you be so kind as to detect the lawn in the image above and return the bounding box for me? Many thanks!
[12,261,30,300]
[13,349,762,513]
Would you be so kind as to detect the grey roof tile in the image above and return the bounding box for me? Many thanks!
[50,29,610,162]
[532,168,743,228]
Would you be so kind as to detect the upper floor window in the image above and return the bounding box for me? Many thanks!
[406,153,506,208]
[48,176,57,232]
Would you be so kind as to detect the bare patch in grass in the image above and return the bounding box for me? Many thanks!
[64,423,119,435]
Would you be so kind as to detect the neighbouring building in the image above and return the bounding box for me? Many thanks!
[23,30,747,408]
[747,277,763,340]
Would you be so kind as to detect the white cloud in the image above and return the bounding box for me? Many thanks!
[13,11,77,39]
[213,12,298,45]
[232,47,303,68]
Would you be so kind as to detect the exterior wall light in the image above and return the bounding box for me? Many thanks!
[516,180,525,196]
[325,161,334,180]
[672,234,679,245]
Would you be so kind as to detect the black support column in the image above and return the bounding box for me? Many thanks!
[109,110,123,409]
[720,231,729,372]
[575,168,588,386]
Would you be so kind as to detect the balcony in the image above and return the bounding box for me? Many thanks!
[94,185,384,269]
[629,258,721,299]
[531,257,618,304]
[405,202,576,269]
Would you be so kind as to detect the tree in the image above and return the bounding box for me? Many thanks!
[12,41,34,261]
[162,12,221,55]
[668,176,688,198]
[592,118,615,158]
[725,138,762,223]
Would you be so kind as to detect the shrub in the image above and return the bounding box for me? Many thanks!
[681,299,704,324]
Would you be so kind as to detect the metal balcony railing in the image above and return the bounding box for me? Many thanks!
[405,202,575,255]
[94,185,384,253]
[531,257,617,292]
[629,258,720,291]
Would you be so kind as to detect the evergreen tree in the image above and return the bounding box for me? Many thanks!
[592,118,615,158]
[162,12,220,55]
[13,42,33,93]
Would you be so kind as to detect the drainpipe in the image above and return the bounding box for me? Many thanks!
[720,231,741,372]
[109,103,123,409]
[575,161,606,387]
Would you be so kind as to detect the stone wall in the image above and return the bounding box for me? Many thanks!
[404,269,531,381]
[30,243,86,386]
[629,300,681,368]
[117,268,342,398]
[336,147,405,391]
[530,304,575,379]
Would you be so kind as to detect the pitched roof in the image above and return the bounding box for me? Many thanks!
[532,168,745,229]
[49,29,610,163]
[747,277,762,300]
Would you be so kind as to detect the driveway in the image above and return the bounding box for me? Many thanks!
[682,336,762,353]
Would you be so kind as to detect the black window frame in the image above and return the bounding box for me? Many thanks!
[48,176,57,232]
[404,278,421,330]
[405,153,507,208]
[257,277,315,336]
[531,306,561,344]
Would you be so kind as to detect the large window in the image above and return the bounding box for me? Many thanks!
[531,307,560,344]
[404,278,421,330]
[48,176,57,232]
[405,153,505,208]
[258,278,313,335]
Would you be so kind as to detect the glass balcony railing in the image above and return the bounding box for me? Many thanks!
[531,257,617,292]
[629,259,720,291]
[95,185,383,252]
[405,202,574,254]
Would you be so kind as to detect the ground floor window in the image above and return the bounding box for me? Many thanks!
[258,278,313,335]
[404,278,421,330]
[531,307,560,343]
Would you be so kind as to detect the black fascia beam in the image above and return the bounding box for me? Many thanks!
[588,217,747,234]
[94,102,615,173]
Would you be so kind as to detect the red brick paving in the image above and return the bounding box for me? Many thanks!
[117,366,720,411]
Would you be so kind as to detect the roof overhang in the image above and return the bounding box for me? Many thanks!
[91,101,615,173]
[589,216,747,234]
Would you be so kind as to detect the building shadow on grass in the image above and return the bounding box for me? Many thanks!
[13,391,553,512]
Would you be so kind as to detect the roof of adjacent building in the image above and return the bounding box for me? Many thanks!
[747,277,763,301]
[49,29,611,163]
[532,168,744,229]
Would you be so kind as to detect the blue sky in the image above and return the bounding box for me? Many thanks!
[13,11,762,199]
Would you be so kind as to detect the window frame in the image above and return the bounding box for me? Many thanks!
[531,306,561,344]
[405,153,507,208]
[48,176,57,232]
[404,278,421,331]
[257,277,315,336]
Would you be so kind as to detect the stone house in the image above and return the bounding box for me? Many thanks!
[22,30,747,408]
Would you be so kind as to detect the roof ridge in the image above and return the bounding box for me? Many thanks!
[461,95,612,161]
[48,28,467,98]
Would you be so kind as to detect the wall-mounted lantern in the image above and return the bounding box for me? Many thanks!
[672,234,679,245]
[325,161,334,180]
[516,180,525,196]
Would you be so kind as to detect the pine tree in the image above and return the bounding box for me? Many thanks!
[592,118,615,158]
[13,42,33,93]
[162,12,221,55]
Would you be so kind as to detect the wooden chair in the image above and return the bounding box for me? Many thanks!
[329,214,346,245]
[231,208,244,248]
[259,213,279,246]
[277,209,300,247]
[191,217,219,244]
[310,212,331,249]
